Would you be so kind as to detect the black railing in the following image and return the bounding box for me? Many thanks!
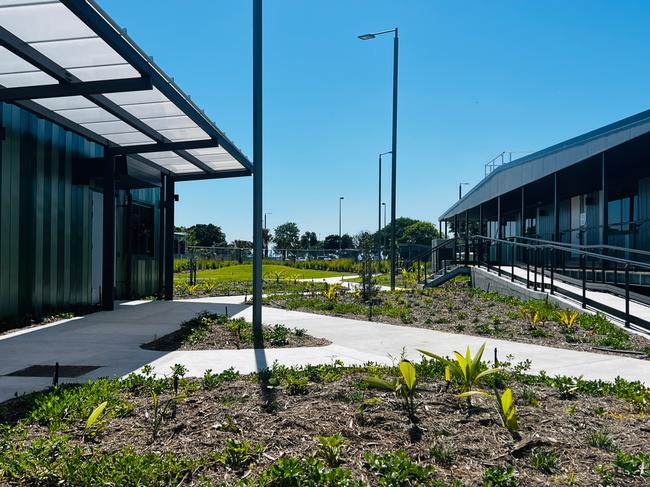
[469,235,650,330]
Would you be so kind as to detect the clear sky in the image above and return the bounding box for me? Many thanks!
[102,0,650,241]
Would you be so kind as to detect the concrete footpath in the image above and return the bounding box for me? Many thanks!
[2,296,650,402]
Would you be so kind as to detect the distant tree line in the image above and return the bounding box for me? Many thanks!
[176,217,440,253]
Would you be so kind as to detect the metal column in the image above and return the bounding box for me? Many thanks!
[553,173,559,242]
[520,186,525,237]
[464,209,469,265]
[101,155,116,311]
[252,0,264,344]
[157,174,166,298]
[164,176,175,301]
[601,153,608,247]
[389,29,399,291]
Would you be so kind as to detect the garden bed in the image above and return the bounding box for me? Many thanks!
[1,354,650,485]
[265,279,650,360]
[142,312,329,351]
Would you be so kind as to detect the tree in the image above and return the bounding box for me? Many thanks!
[323,234,340,250]
[300,231,319,249]
[402,221,439,245]
[323,233,354,251]
[231,240,252,249]
[187,224,226,247]
[376,217,439,246]
[273,222,300,251]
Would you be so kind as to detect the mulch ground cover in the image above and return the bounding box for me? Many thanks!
[142,312,329,351]
[1,362,649,486]
[266,281,650,360]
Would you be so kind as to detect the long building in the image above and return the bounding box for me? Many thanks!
[0,0,252,325]
[439,109,650,253]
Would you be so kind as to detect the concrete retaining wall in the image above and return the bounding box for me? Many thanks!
[470,267,579,311]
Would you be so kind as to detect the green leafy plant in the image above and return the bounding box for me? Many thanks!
[83,401,108,440]
[483,464,519,486]
[529,447,559,474]
[265,455,363,486]
[363,360,417,418]
[587,431,616,452]
[419,343,501,405]
[324,283,341,302]
[215,438,263,471]
[364,450,435,486]
[267,324,291,346]
[495,388,518,432]
[429,440,456,466]
[148,390,185,443]
[522,387,540,406]
[611,451,650,478]
[556,309,579,331]
[316,433,347,466]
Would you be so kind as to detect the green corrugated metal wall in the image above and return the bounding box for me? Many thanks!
[0,103,102,322]
[0,102,162,324]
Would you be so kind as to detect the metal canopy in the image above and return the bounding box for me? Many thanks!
[0,0,252,180]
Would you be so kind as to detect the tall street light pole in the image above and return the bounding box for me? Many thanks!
[359,28,399,290]
[382,202,387,254]
[252,0,263,345]
[338,196,344,255]
[378,151,391,253]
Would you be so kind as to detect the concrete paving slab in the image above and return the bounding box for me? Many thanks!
[2,295,650,403]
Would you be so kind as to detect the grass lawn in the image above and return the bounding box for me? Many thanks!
[344,273,408,287]
[175,263,352,283]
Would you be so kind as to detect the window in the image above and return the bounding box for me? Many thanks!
[130,203,155,256]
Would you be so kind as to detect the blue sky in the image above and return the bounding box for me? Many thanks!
[103,0,650,241]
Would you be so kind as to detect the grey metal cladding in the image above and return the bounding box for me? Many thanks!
[440,109,650,220]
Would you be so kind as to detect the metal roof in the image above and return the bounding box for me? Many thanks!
[0,0,252,181]
[439,108,650,220]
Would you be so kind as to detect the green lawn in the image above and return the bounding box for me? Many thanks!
[344,273,409,287]
[174,263,352,283]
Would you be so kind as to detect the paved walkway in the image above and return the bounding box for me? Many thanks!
[2,296,650,402]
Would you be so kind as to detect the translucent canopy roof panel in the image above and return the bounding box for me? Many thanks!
[0,0,252,179]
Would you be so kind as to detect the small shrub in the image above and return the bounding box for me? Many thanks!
[364,450,435,486]
[612,451,650,478]
[429,441,456,466]
[587,431,616,452]
[483,464,519,486]
[215,438,264,471]
[315,433,347,466]
[529,447,559,474]
[522,388,540,407]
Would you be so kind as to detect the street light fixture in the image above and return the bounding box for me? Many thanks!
[339,196,344,255]
[459,182,469,200]
[378,151,391,253]
[359,27,399,290]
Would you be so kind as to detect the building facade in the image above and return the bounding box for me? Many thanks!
[440,110,650,257]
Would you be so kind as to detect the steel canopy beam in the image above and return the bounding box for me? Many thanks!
[106,138,219,156]
[173,169,251,182]
[0,77,152,102]
[0,23,213,174]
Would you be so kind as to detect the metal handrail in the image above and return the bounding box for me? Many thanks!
[478,235,650,270]
[510,235,650,259]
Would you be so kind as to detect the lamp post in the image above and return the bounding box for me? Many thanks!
[378,151,391,253]
[252,0,263,343]
[382,202,387,255]
[338,196,344,255]
[459,182,469,200]
[359,27,399,290]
